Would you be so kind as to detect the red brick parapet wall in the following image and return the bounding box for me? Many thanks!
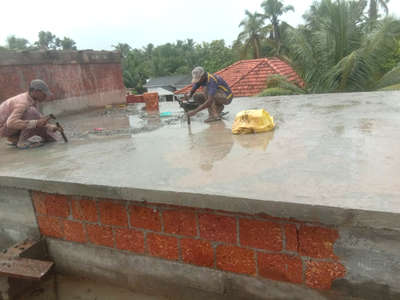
[0,50,125,103]
[31,191,346,290]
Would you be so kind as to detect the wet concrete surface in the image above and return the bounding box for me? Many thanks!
[0,92,399,224]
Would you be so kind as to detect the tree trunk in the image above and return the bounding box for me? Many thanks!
[369,0,377,23]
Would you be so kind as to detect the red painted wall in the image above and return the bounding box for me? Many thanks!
[0,51,125,103]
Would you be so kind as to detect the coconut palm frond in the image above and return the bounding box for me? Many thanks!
[376,63,400,89]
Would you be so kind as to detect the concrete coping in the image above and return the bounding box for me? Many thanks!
[0,50,122,66]
[0,175,399,232]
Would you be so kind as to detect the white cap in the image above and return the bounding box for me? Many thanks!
[192,66,205,83]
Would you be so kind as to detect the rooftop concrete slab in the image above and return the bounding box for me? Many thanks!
[0,92,399,229]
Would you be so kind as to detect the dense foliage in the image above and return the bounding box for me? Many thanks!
[1,0,399,94]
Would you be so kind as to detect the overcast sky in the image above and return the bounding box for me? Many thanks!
[1,0,399,50]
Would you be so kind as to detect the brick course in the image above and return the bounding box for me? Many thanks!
[99,200,128,227]
[163,209,197,237]
[181,238,214,267]
[199,213,236,244]
[115,228,145,254]
[129,205,161,232]
[71,197,98,223]
[86,224,114,248]
[216,245,256,275]
[299,225,339,259]
[31,192,346,291]
[258,253,303,284]
[239,219,282,251]
[147,233,179,261]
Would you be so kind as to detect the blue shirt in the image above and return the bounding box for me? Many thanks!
[191,73,233,100]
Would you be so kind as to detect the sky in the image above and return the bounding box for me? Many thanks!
[1,0,400,51]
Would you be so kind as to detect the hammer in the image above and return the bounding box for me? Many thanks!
[48,114,68,143]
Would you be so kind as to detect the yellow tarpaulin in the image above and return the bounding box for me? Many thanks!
[232,109,275,134]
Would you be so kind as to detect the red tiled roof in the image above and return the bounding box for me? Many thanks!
[175,58,304,97]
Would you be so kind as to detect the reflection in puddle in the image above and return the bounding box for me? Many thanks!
[187,122,234,171]
[233,131,275,151]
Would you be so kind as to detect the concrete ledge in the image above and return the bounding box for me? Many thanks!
[0,176,398,231]
[0,50,121,66]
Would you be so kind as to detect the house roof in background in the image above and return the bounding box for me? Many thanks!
[149,87,175,96]
[175,58,304,97]
[144,74,192,89]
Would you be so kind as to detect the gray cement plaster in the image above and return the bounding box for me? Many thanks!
[0,187,39,249]
[0,92,399,230]
[334,226,400,299]
[47,239,356,300]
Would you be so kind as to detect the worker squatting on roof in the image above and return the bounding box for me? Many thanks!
[183,66,234,123]
[0,79,63,149]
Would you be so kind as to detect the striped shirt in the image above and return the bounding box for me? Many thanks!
[191,73,233,100]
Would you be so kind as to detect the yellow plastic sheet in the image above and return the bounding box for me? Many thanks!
[232,109,275,134]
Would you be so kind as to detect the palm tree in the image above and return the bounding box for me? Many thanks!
[288,0,400,93]
[368,0,389,24]
[260,0,294,45]
[237,10,267,59]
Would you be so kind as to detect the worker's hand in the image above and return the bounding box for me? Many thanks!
[36,117,50,128]
[187,110,196,117]
[46,124,59,132]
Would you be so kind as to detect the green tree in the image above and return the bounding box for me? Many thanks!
[113,43,131,58]
[368,0,389,24]
[289,0,400,93]
[122,49,150,93]
[56,37,77,50]
[260,0,294,54]
[237,10,266,58]
[34,31,57,49]
[6,35,30,50]
[197,40,235,73]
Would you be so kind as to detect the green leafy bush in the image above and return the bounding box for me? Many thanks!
[258,87,294,96]
[264,74,306,95]
[378,83,400,91]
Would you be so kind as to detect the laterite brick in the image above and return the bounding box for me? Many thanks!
[99,200,128,227]
[299,225,339,259]
[45,194,70,218]
[71,197,98,223]
[285,224,299,252]
[163,210,197,237]
[129,205,161,232]
[216,245,256,275]
[239,219,282,251]
[199,214,236,244]
[31,191,47,215]
[147,233,179,261]
[181,238,214,267]
[305,261,346,290]
[115,228,145,254]
[33,193,70,218]
[86,224,114,248]
[64,220,87,243]
[258,253,303,284]
[37,216,64,239]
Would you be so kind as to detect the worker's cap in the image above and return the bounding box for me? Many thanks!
[29,79,52,97]
[192,66,205,84]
